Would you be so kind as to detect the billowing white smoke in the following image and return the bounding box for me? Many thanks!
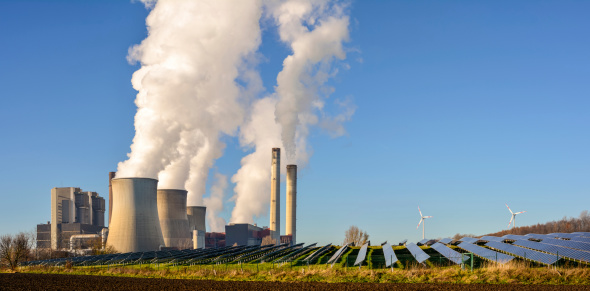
[230,0,352,223]
[203,173,228,232]
[117,0,263,229]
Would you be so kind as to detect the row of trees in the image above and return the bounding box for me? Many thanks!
[452,210,590,239]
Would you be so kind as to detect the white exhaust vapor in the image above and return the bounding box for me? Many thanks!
[117,0,263,230]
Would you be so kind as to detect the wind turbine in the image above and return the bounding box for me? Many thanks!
[506,203,526,229]
[416,206,433,240]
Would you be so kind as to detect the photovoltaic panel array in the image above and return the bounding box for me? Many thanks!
[418,239,429,245]
[399,239,408,245]
[479,236,505,242]
[327,244,349,265]
[438,238,452,244]
[513,240,590,263]
[485,241,558,265]
[526,233,552,240]
[354,243,369,266]
[573,232,590,236]
[406,243,430,263]
[548,233,581,239]
[568,236,590,243]
[431,242,463,264]
[458,242,514,264]
[540,238,590,251]
[460,237,479,243]
[382,242,398,267]
[502,234,529,241]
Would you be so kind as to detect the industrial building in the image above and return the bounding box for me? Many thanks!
[37,187,106,249]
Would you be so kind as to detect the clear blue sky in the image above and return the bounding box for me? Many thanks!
[1,1,588,245]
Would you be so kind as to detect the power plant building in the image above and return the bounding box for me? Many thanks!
[40,187,106,250]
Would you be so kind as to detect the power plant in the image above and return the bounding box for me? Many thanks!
[36,147,299,253]
[270,148,281,244]
[157,189,191,249]
[106,177,165,253]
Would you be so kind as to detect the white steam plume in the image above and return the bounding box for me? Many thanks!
[230,0,352,223]
[117,0,263,229]
[203,173,228,232]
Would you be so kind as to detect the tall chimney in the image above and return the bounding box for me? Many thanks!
[286,164,297,245]
[270,148,280,244]
[108,171,115,225]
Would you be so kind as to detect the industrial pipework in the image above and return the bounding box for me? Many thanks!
[106,177,164,252]
[270,148,280,244]
[286,164,297,245]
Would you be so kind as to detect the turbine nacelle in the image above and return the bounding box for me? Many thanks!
[506,203,526,229]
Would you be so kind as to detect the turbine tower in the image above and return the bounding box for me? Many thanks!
[506,203,526,229]
[416,206,432,240]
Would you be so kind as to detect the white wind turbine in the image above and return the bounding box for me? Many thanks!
[416,206,433,240]
[506,203,526,229]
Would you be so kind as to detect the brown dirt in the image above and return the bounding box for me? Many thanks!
[1,273,589,290]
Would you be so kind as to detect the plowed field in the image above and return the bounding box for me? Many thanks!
[1,273,589,290]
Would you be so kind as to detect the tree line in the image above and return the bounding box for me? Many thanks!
[452,210,590,240]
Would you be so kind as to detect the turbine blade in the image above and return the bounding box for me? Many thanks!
[505,203,513,214]
[424,216,433,219]
[417,218,423,229]
[515,211,526,215]
[418,206,423,217]
[508,215,513,228]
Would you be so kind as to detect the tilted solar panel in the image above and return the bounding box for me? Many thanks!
[460,237,479,243]
[431,242,463,264]
[540,238,590,251]
[573,232,590,236]
[514,239,590,263]
[568,236,590,243]
[327,244,349,264]
[399,239,408,245]
[457,242,514,264]
[406,243,430,263]
[439,238,452,244]
[548,233,582,239]
[354,243,369,266]
[418,239,429,245]
[526,233,553,240]
[485,241,558,265]
[479,236,505,242]
[502,234,529,241]
[382,242,398,267]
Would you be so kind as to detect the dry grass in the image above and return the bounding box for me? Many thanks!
[10,262,590,285]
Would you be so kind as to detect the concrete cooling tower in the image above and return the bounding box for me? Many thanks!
[187,206,206,249]
[106,177,164,253]
[157,189,191,249]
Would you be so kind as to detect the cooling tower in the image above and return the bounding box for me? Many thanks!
[187,206,206,232]
[270,148,280,244]
[106,177,164,253]
[286,164,297,245]
[157,189,191,249]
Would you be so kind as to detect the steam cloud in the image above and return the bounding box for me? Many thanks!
[118,0,353,229]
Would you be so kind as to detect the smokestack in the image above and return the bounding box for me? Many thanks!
[270,148,280,244]
[106,177,164,252]
[286,164,297,245]
[157,189,191,249]
[108,171,115,225]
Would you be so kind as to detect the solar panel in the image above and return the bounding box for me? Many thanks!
[502,234,529,241]
[479,236,505,242]
[568,236,590,243]
[399,239,408,245]
[485,241,559,265]
[458,242,514,264]
[439,238,452,244]
[548,233,582,239]
[327,244,349,264]
[406,243,430,263]
[513,240,590,263]
[382,242,398,267]
[540,238,590,251]
[526,233,553,240]
[431,242,463,264]
[418,239,429,245]
[354,243,369,266]
[460,237,479,243]
[573,232,590,236]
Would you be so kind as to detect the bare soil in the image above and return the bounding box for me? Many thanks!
[1,273,589,290]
